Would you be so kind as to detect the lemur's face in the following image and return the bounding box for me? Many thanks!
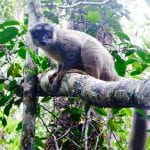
[30,23,55,47]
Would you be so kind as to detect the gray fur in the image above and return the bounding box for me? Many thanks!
[30,23,147,150]
[30,23,118,81]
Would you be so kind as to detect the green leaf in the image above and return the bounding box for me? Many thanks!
[0,20,20,28]
[41,96,52,102]
[70,107,83,115]
[125,49,136,56]
[4,99,13,116]
[116,108,131,117]
[0,27,18,44]
[0,51,5,58]
[95,107,107,116]
[136,109,146,116]
[17,48,26,59]
[7,40,15,50]
[27,49,41,66]
[35,136,45,148]
[0,95,11,106]
[115,32,130,41]
[125,58,138,65]
[18,41,25,47]
[24,18,28,25]
[55,0,62,4]
[130,64,147,76]
[8,80,17,92]
[87,10,100,23]
[108,118,119,131]
[40,57,49,70]
[66,107,83,122]
[0,79,5,84]
[146,129,150,132]
[112,51,126,76]
[115,58,126,77]
[112,108,122,115]
[16,121,22,131]
[0,84,4,91]
[0,139,8,144]
[136,51,150,63]
[7,63,22,77]
[1,117,7,126]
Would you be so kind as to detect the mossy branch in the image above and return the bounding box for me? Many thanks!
[38,70,150,108]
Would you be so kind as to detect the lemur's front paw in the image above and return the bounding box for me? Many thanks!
[48,74,62,91]
[52,77,61,92]
[48,72,57,84]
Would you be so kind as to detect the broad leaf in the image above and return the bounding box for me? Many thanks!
[16,121,22,131]
[130,64,147,76]
[125,58,138,65]
[136,51,150,63]
[41,96,52,102]
[0,84,4,91]
[115,58,126,76]
[1,117,7,127]
[95,107,107,116]
[8,80,17,92]
[0,95,11,106]
[0,27,18,44]
[0,20,20,28]
[27,49,41,66]
[4,99,14,116]
[7,63,22,77]
[125,49,136,56]
[17,48,26,59]
[108,118,119,131]
[0,51,5,58]
[40,56,49,70]
[87,10,101,23]
[115,32,130,41]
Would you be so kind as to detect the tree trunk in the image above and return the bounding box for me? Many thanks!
[21,0,43,149]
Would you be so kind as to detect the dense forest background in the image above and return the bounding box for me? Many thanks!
[0,0,150,149]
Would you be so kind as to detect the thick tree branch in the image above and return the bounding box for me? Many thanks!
[38,70,150,108]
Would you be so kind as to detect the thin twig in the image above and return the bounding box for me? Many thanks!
[82,107,91,150]
[40,104,58,119]
[57,128,71,140]
[65,136,81,149]
[43,0,110,9]
[53,134,60,150]
[94,133,101,150]
[39,116,50,133]
[111,130,122,148]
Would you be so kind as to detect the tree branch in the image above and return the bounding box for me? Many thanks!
[43,0,110,9]
[38,70,150,108]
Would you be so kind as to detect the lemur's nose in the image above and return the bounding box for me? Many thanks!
[40,41,46,46]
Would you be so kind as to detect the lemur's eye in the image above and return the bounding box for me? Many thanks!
[33,31,39,38]
[47,31,52,39]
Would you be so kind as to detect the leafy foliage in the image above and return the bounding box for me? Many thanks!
[113,31,150,77]
[0,0,150,149]
[86,10,101,23]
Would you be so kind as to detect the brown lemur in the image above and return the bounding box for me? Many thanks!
[30,23,147,150]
